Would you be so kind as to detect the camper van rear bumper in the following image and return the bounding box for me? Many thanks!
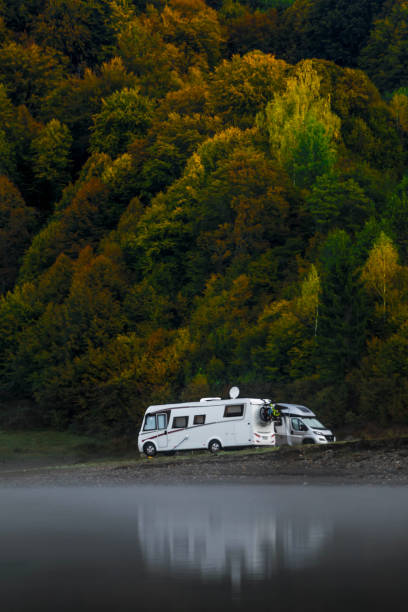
[253,432,276,446]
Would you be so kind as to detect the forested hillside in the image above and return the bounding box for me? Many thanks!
[1,0,408,433]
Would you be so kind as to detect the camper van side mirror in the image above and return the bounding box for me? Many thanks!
[300,423,308,432]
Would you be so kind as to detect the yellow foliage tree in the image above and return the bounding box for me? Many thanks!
[295,264,320,335]
[361,232,400,317]
[257,60,340,184]
[390,92,408,134]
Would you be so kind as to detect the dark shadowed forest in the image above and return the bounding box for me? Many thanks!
[1,0,408,434]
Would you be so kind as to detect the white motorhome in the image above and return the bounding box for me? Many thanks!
[138,388,276,456]
[273,403,335,446]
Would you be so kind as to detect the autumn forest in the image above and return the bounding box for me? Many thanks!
[1,0,408,434]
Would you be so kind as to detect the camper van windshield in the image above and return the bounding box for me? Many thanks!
[143,415,157,431]
[302,416,326,430]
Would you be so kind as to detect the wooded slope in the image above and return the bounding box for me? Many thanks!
[1,0,408,432]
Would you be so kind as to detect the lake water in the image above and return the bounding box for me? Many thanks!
[0,484,407,611]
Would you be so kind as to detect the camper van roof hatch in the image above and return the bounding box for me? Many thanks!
[200,397,222,402]
[298,405,313,414]
[276,403,314,415]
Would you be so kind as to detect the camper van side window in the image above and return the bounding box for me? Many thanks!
[291,417,305,431]
[194,414,206,425]
[143,415,157,431]
[223,404,244,418]
[173,416,188,428]
[157,414,167,430]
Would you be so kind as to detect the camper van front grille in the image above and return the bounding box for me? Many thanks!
[325,435,334,442]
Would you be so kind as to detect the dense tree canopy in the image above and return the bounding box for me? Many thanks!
[0,0,408,433]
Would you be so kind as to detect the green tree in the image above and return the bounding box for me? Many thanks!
[0,15,8,44]
[43,57,138,167]
[307,60,404,172]
[385,175,408,261]
[0,281,41,396]
[291,116,337,187]
[257,60,340,185]
[158,0,223,69]
[0,0,43,33]
[259,265,321,383]
[89,87,154,158]
[18,176,117,282]
[0,176,37,293]
[186,274,254,385]
[31,119,72,204]
[35,253,75,306]
[358,329,408,424]
[297,264,320,336]
[306,173,371,233]
[0,84,18,180]
[281,0,387,66]
[115,12,184,98]
[33,0,114,71]
[129,126,303,305]
[0,42,66,115]
[390,89,408,134]
[158,77,209,119]
[0,129,15,179]
[316,230,367,384]
[359,0,408,93]
[207,50,289,128]
[224,8,279,57]
[115,0,222,97]
[140,112,222,197]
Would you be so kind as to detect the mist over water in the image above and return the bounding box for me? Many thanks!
[1,485,407,611]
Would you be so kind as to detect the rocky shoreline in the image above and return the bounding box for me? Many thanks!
[1,437,408,486]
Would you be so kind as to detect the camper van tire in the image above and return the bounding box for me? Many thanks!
[208,439,222,453]
[143,441,157,457]
[302,438,315,445]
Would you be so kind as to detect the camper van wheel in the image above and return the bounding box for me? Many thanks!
[208,439,222,454]
[302,438,315,445]
[143,442,157,457]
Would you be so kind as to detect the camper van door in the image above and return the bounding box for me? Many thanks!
[287,416,307,445]
[273,415,287,446]
[157,413,168,449]
[274,415,304,446]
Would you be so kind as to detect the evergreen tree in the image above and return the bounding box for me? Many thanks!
[306,173,371,233]
[282,0,387,67]
[359,0,408,93]
[0,177,37,293]
[316,230,367,383]
[385,175,408,262]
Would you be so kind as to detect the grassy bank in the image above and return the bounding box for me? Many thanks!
[0,430,138,466]
[2,424,408,471]
[2,435,408,486]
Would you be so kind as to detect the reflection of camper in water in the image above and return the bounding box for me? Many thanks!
[136,490,332,584]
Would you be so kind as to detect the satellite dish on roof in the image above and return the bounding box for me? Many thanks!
[229,386,240,399]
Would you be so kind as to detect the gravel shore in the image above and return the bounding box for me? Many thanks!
[1,438,408,486]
